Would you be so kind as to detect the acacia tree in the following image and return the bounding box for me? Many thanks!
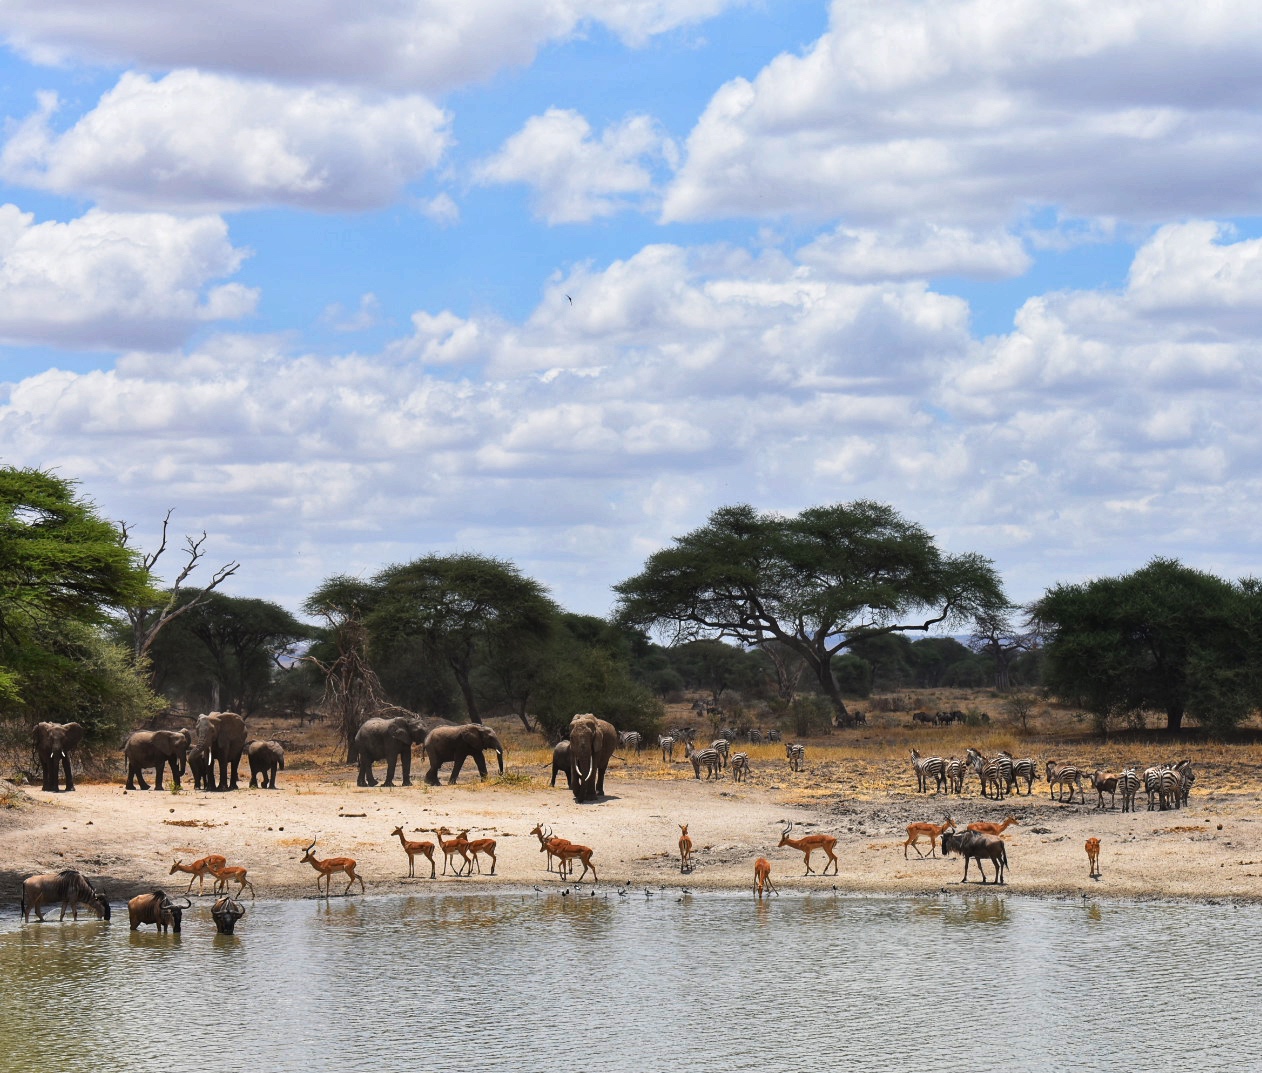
[614,502,1007,724]
[969,607,1036,691]
[369,554,557,724]
[1034,558,1262,734]
[0,467,159,736]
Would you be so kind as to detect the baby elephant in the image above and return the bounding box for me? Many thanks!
[247,739,285,789]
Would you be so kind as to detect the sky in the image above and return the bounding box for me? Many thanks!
[0,0,1260,622]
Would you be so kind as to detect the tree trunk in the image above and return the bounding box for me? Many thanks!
[815,660,851,725]
[453,668,483,724]
[1166,705,1185,733]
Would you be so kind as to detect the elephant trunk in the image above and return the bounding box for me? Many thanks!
[495,747,504,776]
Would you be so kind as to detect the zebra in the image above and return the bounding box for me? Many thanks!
[998,750,1038,795]
[1118,768,1142,813]
[1173,759,1195,806]
[684,742,722,780]
[944,756,968,794]
[1145,766,1182,811]
[747,728,762,744]
[619,731,642,755]
[965,748,1007,799]
[717,727,737,744]
[911,747,947,794]
[710,739,730,769]
[786,743,806,772]
[767,729,782,742]
[672,726,697,745]
[658,735,676,762]
[21,869,111,923]
[1045,760,1086,804]
[730,752,750,781]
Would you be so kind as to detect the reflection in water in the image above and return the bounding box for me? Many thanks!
[2,894,1261,1072]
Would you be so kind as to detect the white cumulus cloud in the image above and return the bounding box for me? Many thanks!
[0,206,255,350]
[476,109,677,223]
[1,70,451,212]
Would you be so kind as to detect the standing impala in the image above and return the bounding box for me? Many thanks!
[777,821,839,876]
[678,824,693,874]
[299,839,365,896]
[170,855,227,896]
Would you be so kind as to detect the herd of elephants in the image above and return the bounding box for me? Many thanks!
[17,710,620,932]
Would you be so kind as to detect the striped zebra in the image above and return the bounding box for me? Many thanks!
[944,756,968,794]
[1118,768,1142,813]
[619,731,642,755]
[786,743,806,772]
[767,729,782,743]
[747,729,762,743]
[998,750,1038,795]
[1045,760,1086,804]
[965,747,1006,799]
[658,735,676,762]
[710,739,730,769]
[1145,765,1182,811]
[685,742,722,780]
[730,752,750,781]
[911,747,946,794]
[1173,759,1195,806]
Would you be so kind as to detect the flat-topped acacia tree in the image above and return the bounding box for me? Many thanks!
[614,501,1007,725]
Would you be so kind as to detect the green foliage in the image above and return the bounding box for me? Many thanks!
[830,653,872,698]
[1035,558,1262,735]
[0,467,160,740]
[615,501,1007,720]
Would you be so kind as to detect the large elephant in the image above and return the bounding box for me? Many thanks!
[194,711,247,791]
[423,723,504,786]
[351,716,427,787]
[247,739,285,789]
[33,721,85,792]
[124,730,190,791]
[568,713,617,803]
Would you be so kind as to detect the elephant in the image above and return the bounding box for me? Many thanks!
[124,730,190,791]
[550,740,571,788]
[351,716,428,787]
[194,711,247,791]
[567,713,617,803]
[422,723,505,786]
[247,739,285,789]
[179,729,210,791]
[32,721,85,792]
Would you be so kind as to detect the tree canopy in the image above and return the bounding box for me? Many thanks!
[0,467,159,736]
[1034,557,1262,734]
[614,501,1007,722]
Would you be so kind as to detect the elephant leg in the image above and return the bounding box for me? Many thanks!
[472,754,489,781]
[399,753,411,787]
[228,759,239,790]
[40,756,56,792]
[383,755,397,787]
[447,756,466,784]
[424,761,441,786]
[61,753,74,792]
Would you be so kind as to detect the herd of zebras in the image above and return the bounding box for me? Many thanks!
[910,747,1196,812]
[616,728,799,783]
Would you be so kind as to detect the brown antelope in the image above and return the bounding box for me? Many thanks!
[1086,837,1101,879]
[529,823,571,875]
[903,815,956,858]
[299,839,365,896]
[966,815,1019,837]
[456,830,497,876]
[679,824,693,873]
[753,857,777,897]
[548,836,597,883]
[170,855,227,896]
[209,863,256,900]
[778,821,839,876]
[391,826,436,879]
[433,828,472,876]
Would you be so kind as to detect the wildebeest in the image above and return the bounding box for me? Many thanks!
[21,869,111,922]
[211,895,246,934]
[941,829,1009,885]
[128,889,191,932]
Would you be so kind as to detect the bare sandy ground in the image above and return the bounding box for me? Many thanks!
[2,761,1258,906]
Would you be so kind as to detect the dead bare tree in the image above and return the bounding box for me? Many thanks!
[120,510,240,664]
[969,607,1037,692]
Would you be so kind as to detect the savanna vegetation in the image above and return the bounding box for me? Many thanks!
[2,464,1260,785]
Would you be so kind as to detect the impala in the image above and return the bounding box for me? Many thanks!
[778,821,838,876]
[299,839,365,896]
[391,826,436,879]
[170,855,227,896]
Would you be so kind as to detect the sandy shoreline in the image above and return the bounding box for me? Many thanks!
[3,762,1259,907]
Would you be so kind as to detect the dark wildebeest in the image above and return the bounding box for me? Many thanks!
[941,829,1009,885]
[128,889,191,933]
[21,869,110,922]
[211,895,246,934]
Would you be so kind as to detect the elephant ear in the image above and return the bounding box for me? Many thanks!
[63,723,85,749]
